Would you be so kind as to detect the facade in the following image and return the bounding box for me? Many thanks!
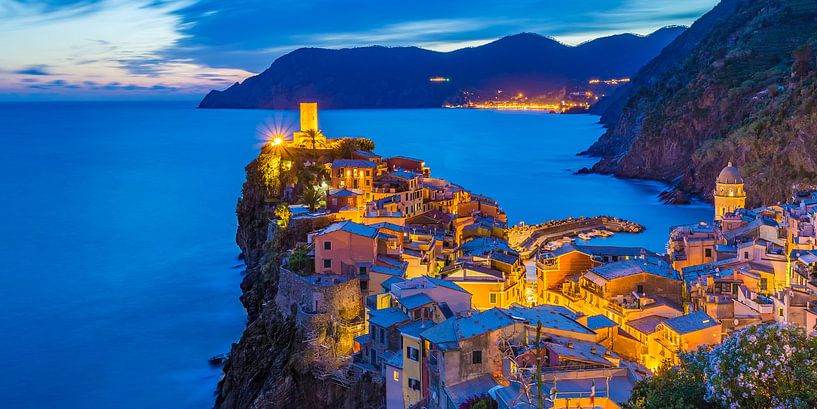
[713,162,747,221]
[292,102,328,148]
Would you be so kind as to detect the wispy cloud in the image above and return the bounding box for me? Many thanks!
[0,0,718,99]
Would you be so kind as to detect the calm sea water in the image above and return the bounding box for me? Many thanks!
[0,101,710,408]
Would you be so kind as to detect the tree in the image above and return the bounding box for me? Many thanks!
[625,323,817,409]
[303,129,323,150]
[273,203,291,228]
[624,351,714,409]
[300,186,324,211]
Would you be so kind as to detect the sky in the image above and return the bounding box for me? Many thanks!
[0,0,719,100]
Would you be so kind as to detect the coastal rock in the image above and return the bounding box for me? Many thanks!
[587,0,817,206]
[214,151,384,409]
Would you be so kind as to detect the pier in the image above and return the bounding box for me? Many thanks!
[508,216,645,260]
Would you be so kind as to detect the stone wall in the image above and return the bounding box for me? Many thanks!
[276,267,365,358]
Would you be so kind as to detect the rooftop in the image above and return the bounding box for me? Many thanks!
[398,293,434,310]
[369,307,410,328]
[331,159,377,169]
[662,311,718,335]
[421,308,515,347]
[318,220,378,238]
[583,314,618,330]
[587,256,679,283]
[501,305,593,335]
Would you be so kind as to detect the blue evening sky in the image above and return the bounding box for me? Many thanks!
[0,0,718,99]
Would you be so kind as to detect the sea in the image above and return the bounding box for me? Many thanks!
[0,101,711,408]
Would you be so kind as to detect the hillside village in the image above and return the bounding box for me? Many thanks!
[257,103,817,409]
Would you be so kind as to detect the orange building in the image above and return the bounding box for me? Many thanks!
[330,159,377,200]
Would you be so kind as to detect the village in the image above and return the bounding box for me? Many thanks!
[265,103,817,409]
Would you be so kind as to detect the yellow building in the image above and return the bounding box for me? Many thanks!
[397,321,426,408]
[440,262,525,310]
[648,310,721,371]
[292,102,327,148]
[714,162,746,220]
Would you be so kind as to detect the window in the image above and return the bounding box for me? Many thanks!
[393,371,399,382]
[637,285,644,294]
[360,280,368,290]
[489,293,497,304]
[323,259,332,269]
[472,350,482,364]
[379,328,385,343]
[324,241,332,250]
[744,251,749,259]
[408,378,420,391]
[365,170,371,177]
[760,278,768,291]
[779,308,784,317]
[406,346,419,361]
[705,248,712,258]
[359,266,367,274]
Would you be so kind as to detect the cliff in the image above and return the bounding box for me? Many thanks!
[214,145,384,409]
[199,28,684,109]
[587,0,817,206]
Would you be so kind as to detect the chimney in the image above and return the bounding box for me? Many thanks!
[590,346,597,354]
[567,342,573,349]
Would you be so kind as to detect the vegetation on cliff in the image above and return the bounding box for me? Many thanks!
[588,0,817,206]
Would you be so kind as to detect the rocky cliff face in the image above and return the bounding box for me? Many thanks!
[587,0,817,206]
[214,150,384,409]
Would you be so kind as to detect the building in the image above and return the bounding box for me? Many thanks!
[311,220,379,275]
[713,162,747,221]
[292,102,328,148]
[330,159,377,199]
[537,245,656,304]
[648,311,721,370]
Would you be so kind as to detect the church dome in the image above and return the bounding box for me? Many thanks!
[717,162,743,184]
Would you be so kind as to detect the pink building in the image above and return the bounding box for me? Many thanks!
[312,221,379,275]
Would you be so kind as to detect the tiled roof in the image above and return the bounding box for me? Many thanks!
[318,220,378,238]
[369,307,410,328]
[460,237,516,256]
[421,308,515,346]
[490,251,519,265]
[588,256,679,282]
[331,159,377,168]
[371,265,404,277]
[662,311,718,335]
[328,187,363,197]
[445,375,500,408]
[369,222,404,232]
[545,335,616,367]
[627,315,668,335]
[501,306,593,335]
[583,314,618,330]
[381,276,405,291]
[399,293,434,309]
[425,276,468,293]
[354,150,380,159]
[398,320,435,338]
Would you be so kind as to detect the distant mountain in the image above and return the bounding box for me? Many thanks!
[586,0,817,206]
[199,27,685,109]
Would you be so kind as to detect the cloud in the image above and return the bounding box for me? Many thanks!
[0,0,718,99]
[14,65,51,75]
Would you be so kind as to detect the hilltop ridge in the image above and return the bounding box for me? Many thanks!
[199,27,685,109]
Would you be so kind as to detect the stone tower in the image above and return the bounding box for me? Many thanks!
[714,162,746,220]
[299,102,318,132]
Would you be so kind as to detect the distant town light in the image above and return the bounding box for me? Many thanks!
[429,76,450,82]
